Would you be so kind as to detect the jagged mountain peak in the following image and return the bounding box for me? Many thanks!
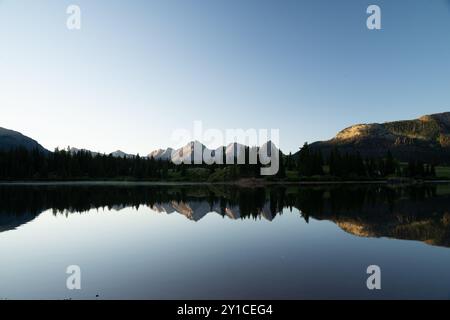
[148,140,280,163]
[110,150,135,158]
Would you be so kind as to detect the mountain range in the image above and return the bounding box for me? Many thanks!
[2,111,450,162]
[68,147,136,159]
[148,140,276,163]
[67,140,278,163]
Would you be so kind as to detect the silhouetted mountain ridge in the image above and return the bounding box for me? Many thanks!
[0,127,48,153]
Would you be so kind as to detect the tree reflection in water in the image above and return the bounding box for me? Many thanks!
[0,183,449,247]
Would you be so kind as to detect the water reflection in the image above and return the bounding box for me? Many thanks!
[1,184,450,248]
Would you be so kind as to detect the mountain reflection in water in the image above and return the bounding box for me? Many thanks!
[1,184,450,248]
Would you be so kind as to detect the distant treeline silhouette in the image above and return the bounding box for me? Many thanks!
[0,184,441,219]
[0,145,437,181]
[289,143,436,179]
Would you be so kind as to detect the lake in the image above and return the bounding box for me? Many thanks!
[0,183,450,299]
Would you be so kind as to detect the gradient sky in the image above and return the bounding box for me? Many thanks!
[1,0,450,154]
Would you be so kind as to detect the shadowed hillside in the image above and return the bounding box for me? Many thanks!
[0,127,48,153]
[308,112,450,162]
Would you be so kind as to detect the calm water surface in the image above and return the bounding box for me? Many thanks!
[0,183,449,299]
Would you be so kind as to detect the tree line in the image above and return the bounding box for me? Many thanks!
[0,144,438,181]
[288,142,436,179]
[0,147,170,180]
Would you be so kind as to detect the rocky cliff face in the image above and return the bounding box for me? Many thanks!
[309,112,450,162]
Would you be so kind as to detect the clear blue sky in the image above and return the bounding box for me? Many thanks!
[1,0,450,154]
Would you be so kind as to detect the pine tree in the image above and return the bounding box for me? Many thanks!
[385,150,396,176]
[276,150,286,178]
[286,152,294,171]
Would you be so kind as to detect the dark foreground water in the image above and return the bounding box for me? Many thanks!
[0,183,450,299]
